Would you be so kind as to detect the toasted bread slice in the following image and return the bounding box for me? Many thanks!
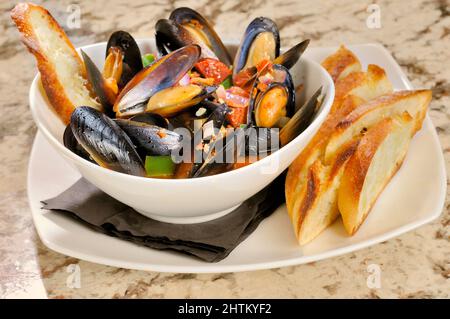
[330,64,393,113]
[324,90,432,163]
[338,113,415,235]
[11,3,100,124]
[285,55,393,244]
[286,63,391,212]
[321,45,362,82]
[292,139,359,244]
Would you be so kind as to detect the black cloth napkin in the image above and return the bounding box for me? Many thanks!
[41,174,285,262]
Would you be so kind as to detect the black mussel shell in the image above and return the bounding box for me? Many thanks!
[168,7,232,65]
[63,125,94,163]
[115,119,182,157]
[129,113,168,129]
[201,100,230,130]
[233,17,280,75]
[273,39,310,70]
[248,64,295,127]
[192,128,246,177]
[80,50,113,114]
[245,126,279,155]
[106,31,143,87]
[70,106,145,176]
[279,86,322,146]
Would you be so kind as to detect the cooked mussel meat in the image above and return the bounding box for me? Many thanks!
[250,64,295,128]
[106,31,143,87]
[233,17,280,76]
[70,106,145,176]
[113,44,201,118]
[146,84,217,117]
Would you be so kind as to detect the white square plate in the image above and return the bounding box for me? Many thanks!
[27,43,446,273]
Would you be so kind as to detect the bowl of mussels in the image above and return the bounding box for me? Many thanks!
[28,7,334,223]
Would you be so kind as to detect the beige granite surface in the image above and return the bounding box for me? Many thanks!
[0,0,449,298]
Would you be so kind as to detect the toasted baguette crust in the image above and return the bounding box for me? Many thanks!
[338,113,415,234]
[325,90,432,163]
[321,45,362,82]
[285,48,394,245]
[295,139,359,244]
[330,64,392,113]
[11,3,100,124]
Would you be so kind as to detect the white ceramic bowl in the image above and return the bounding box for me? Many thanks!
[29,39,334,223]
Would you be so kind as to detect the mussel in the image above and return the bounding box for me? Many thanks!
[106,31,143,88]
[81,50,114,113]
[115,119,182,156]
[156,7,231,65]
[70,106,145,176]
[129,113,168,128]
[63,125,94,163]
[245,126,279,155]
[145,84,217,117]
[273,39,310,70]
[249,64,295,128]
[192,128,245,178]
[201,100,230,131]
[113,45,202,118]
[279,86,322,146]
[233,17,280,76]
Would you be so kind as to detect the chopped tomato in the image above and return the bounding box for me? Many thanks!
[216,86,249,108]
[233,67,256,89]
[194,58,231,85]
[226,107,247,127]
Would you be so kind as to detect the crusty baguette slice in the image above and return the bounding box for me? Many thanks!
[292,139,359,244]
[338,113,415,235]
[324,90,432,163]
[330,64,393,113]
[11,3,101,124]
[286,63,391,213]
[285,62,393,244]
[321,45,362,82]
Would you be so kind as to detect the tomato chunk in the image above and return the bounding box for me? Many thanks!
[226,106,247,127]
[194,58,231,85]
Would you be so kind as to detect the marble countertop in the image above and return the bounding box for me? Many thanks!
[1,0,449,298]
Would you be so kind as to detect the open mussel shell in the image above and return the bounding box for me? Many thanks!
[201,100,230,130]
[114,44,201,118]
[169,7,232,65]
[115,119,182,156]
[155,19,185,56]
[146,84,217,117]
[63,125,94,163]
[106,31,143,87]
[233,17,280,75]
[249,64,295,127]
[192,131,237,178]
[279,86,322,146]
[244,126,279,155]
[70,106,145,176]
[129,113,168,129]
[273,39,310,70]
[80,50,110,113]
